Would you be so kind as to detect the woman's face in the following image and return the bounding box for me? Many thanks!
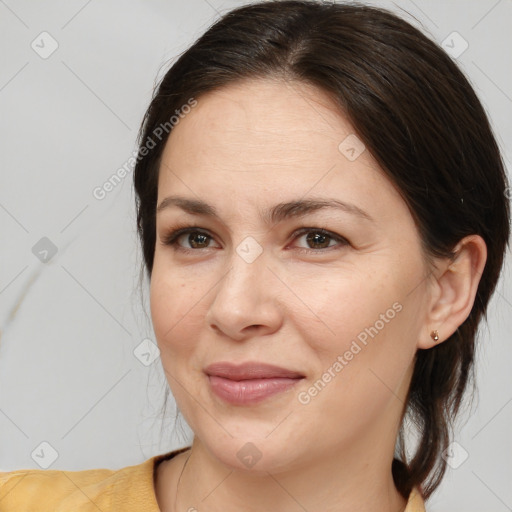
[150,78,432,472]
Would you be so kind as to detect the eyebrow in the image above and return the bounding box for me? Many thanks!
[156,195,373,223]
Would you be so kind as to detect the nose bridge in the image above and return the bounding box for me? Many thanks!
[207,242,281,337]
[217,244,267,304]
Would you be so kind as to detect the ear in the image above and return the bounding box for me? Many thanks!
[418,234,487,349]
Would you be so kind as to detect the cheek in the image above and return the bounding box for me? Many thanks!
[296,268,422,417]
[150,278,210,414]
[285,264,396,352]
[288,261,421,388]
[149,264,204,356]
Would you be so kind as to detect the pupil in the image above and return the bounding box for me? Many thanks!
[189,232,209,248]
[306,232,330,249]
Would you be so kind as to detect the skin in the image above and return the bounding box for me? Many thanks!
[150,78,487,512]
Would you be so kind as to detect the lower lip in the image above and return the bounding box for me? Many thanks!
[207,375,303,405]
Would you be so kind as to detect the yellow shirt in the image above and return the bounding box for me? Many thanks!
[0,447,425,511]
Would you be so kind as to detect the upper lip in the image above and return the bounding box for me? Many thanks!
[204,362,305,380]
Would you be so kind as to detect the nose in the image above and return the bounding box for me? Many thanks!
[205,250,283,341]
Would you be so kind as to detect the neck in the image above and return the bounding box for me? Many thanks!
[169,433,407,512]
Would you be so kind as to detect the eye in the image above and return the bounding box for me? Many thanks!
[291,228,349,251]
[161,226,349,253]
[161,227,219,250]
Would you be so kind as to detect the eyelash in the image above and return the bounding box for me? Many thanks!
[160,225,349,254]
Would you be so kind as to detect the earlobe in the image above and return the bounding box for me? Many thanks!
[418,235,487,349]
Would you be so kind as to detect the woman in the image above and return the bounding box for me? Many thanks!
[1,1,509,510]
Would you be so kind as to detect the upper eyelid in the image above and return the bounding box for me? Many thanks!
[292,227,346,239]
[163,227,217,244]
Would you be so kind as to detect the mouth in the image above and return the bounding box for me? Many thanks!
[204,361,305,405]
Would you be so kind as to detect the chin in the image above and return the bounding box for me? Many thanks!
[200,433,304,475]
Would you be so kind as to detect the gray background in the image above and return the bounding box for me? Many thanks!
[0,1,510,510]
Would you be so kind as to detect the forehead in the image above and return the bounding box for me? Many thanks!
[157,78,402,220]
[162,78,355,170]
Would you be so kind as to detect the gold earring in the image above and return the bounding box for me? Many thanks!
[430,330,440,342]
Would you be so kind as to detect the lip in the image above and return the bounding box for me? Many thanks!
[204,361,304,380]
[204,362,305,405]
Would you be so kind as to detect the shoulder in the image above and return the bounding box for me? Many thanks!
[0,447,190,512]
[404,487,426,512]
[0,465,122,511]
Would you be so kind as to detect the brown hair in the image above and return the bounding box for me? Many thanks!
[133,0,510,499]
